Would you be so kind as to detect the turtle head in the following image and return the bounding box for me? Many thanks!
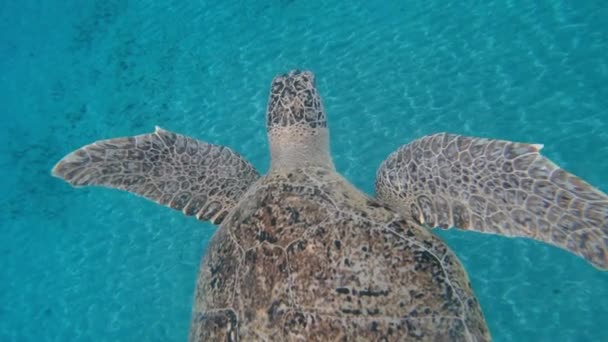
[267,70,326,129]
[266,70,334,171]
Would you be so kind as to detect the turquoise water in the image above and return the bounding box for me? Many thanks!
[1,0,607,341]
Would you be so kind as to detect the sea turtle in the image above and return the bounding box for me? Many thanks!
[52,70,608,341]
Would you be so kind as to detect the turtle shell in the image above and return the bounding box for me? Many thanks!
[189,168,490,341]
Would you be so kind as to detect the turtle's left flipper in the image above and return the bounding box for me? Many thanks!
[52,127,260,224]
[375,133,608,270]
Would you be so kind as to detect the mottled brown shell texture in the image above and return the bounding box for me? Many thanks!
[190,168,489,341]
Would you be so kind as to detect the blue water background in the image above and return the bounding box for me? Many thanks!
[1,1,607,341]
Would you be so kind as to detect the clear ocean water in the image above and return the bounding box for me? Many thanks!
[1,1,607,341]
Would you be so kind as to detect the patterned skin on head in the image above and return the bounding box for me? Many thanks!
[266,70,326,130]
[266,70,334,171]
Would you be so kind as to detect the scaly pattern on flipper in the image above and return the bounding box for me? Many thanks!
[52,127,259,224]
[376,133,608,270]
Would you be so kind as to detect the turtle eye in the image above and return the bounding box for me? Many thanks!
[272,81,284,93]
[303,90,314,107]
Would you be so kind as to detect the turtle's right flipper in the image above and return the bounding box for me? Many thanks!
[375,133,608,270]
[52,127,260,224]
